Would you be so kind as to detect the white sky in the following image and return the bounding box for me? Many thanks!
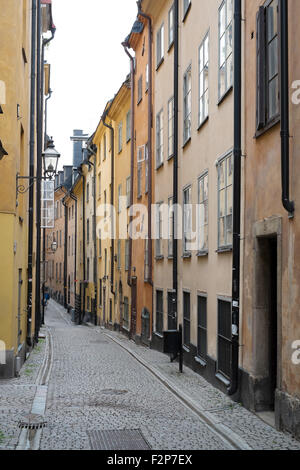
[46,0,137,169]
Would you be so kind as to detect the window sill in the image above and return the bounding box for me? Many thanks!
[254,116,280,139]
[182,252,192,259]
[167,255,174,260]
[155,255,164,261]
[156,57,164,72]
[155,332,164,339]
[197,250,208,258]
[215,371,230,387]
[126,138,131,144]
[167,153,174,161]
[183,344,190,353]
[216,246,232,254]
[198,115,209,131]
[168,41,174,53]
[218,86,233,106]
[156,162,164,171]
[182,3,192,23]
[182,137,191,150]
[194,356,207,367]
[137,194,142,200]
[137,98,142,106]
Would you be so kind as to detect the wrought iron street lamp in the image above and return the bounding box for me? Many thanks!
[16,138,60,199]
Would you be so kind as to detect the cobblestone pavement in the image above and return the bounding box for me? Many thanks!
[1,299,300,450]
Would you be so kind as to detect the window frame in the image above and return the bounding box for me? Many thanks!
[217,151,233,251]
[217,298,232,381]
[156,22,165,69]
[218,0,233,102]
[156,289,164,334]
[183,64,192,145]
[168,96,175,159]
[183,185,192,255]
[183,290,191,347]
[198,32,209,128]
[156,108,164,168]
[155,202,163,258]
[168,4,175,49]
[126,110,131,142]
[118,121,123,153]
[197,294,207,361]
[197,171,209,254]
[137,75,143,104]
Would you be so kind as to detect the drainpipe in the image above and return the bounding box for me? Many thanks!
[173,0,179,325]
[137,1,153,286]
[228,0,242,396]
[34,0,42,344]
[26,0,37,348]
[122,41,135,288]
[102,109,115,297]
[280,0,294,217]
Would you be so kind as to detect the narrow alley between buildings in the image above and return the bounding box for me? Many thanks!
[0,300,299,451]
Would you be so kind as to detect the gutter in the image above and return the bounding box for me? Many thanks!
[280,0,294,217]
[102,108,116,297]
[26,0,37,348]
[122,42,135,288]
[228,0,242,396]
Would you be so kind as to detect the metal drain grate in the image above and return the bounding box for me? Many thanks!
[87,429,151,450]
[18,413,47,430]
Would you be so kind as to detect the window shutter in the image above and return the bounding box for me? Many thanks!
[256,6,266,130]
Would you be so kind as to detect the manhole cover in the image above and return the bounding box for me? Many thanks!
[87,429,151,450]
[100,389,128,396]
[18,413,47,430]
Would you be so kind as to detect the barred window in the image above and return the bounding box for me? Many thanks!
[217,299,231,379]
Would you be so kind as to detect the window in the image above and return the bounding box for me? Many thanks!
[145,143,149,194]
[199,33,209,126]
[183,186,192,254]
[137,163,142,198]
[59,230,62,247]
[98,230,102,257]
[98,173,101,198]
[156,23,164,67]
[118,121,123,153]
[86,183,89,202]
[145,64,149,91]
[126,177,131,208]
[198,172,208,252]
[109,299,112,323]
[144,238,149,281]
[217,299,231,379]
[156,290,164,334]
[103,134,107,160]
[168,197,174,258]
[168,96,174,158]
[183,65,192,144]
[59,263,62,282]
[56,263,58,281]
[68,236,70,255]
[197,296,207,360]
[156,203,163,258]
[117,240,121,270]
[87,258,89,281]
[87,296,90,311]
[183,0,191,19]
[168,292,177,330]
[219,0,233,100]
[118,184,122,213]
[126,110,131,142]
[183,292,190,346]
[72,205,74,219]
[104,249,107,276]
[104,190,107,218]
[217,153,233,249]
[256,0,279,130]
[87,219,90,244]
[168,4,174,48]
[123,297,129,329]
[99,279,102,306]
[156,109,164,167]
[125,240,129,271]
[138,75,143,104]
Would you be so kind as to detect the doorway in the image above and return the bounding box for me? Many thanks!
[254,235,278,412]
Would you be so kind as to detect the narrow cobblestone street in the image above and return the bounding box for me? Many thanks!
[1,299,300,451]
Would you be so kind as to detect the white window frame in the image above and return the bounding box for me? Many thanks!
[183,185,192,254]
[198,32,209,126]
[168,4,174,48]
[218,0,233,101]
[183,0,191,19]
[197,172,209,253]
[168,196,174,258]
[126,110,131,142]
[156,202,163,258]
[168,96,174,159]
[156,23,164,67]
[118,184,122,213]
[156,109,164,168]
[126,176,131,208]
[217,151,233,249]
[118,121,123,153]
[183,65,192,144]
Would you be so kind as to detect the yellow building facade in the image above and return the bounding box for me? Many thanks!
[0,0,35,378]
